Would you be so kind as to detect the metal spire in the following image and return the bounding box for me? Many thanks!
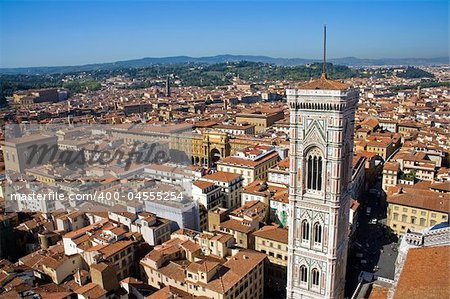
[322,24,327,78]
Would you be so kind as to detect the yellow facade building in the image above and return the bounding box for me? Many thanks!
[387,185,449,236]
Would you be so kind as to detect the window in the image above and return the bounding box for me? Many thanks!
[306,148,323,191]
[402,215,407,222]
[393,213,399,221]
[411,217,416,224]
[301,220,310,241]
[420,218,426,226]
[311,268,320,287]
[313,222,322,244]
[300,265,308,283]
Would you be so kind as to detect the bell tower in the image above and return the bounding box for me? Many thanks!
[286,26,358,299]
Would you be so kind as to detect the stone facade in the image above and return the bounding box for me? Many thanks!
[286,77,358,299]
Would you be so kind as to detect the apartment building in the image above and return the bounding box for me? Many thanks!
[267,158,289,186]
[19,244,86,284]
[213,123,256,135]
[236,109,284,133]
[269,189,290,228]
[211,200,268,249]
[387,185,449,235]
[62,220,136,280]
[171,229,235,259]
[365,135,399,160]
[141,236,266,299]
[253,225,288,294]
[192,180,223,231]
[401,152,436,182]
[2,134,58,173]
[240,180,286,207]
[382,162,400,192]
[130,212,172,246]
[217,145,279,186]
[201,171,243,210]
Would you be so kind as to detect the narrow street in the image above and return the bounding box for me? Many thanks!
[345,177,399,297]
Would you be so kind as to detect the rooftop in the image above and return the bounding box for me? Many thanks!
[298,73,350,90]
[253,225,288,244]
[394,246,450,299]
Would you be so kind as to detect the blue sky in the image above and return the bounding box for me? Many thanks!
[0,0,448,67]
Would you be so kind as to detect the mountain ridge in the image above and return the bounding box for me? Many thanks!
[1,55,448,75]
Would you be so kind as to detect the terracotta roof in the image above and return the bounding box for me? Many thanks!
[220,219,254,234]
[384,162,400,172]
[231,200,268,222]
[299,74,350,90]
[430,181,450,193]
[253,225,288,244]
[202,171,242,183]
[75,283,107,299]
[394,246,450,299]
[277,158,290,169]
[217,151,278,168]
[158,261,188,283]
[208,250,266,293]
[193,180,215,190]
[186,260,220,273]
[146,285,201,299]
[387,186,449,213]
[98,240,134,259]
[272,189,289,204]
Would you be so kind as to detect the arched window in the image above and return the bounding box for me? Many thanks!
[301,220,310,241]
[314,222,322,244]
[300,265,308,283]
[312,268,320,287]
[306,148,323,191]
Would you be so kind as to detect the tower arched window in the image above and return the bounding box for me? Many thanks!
[300,265,308,283]
[312,268,320,287]
[314,222,322,244]
[306,148,323,191]
[301,220,310,241]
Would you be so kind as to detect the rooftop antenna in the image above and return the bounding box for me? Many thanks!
[322,24,327,78]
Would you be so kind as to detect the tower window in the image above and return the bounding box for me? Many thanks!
[301,220,310,241]
[306,148,323,192]
[312,268,320,287]
[314,222,322,244]
[300,265,308,283]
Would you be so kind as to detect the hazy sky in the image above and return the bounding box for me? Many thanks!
[0,0,448,68]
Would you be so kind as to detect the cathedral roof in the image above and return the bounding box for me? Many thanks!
[299,73,350,90]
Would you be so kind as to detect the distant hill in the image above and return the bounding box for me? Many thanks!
[0,55,448,75]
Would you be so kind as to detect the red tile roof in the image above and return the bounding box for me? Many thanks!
[394,246,450,299]
[299,74,350,90]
